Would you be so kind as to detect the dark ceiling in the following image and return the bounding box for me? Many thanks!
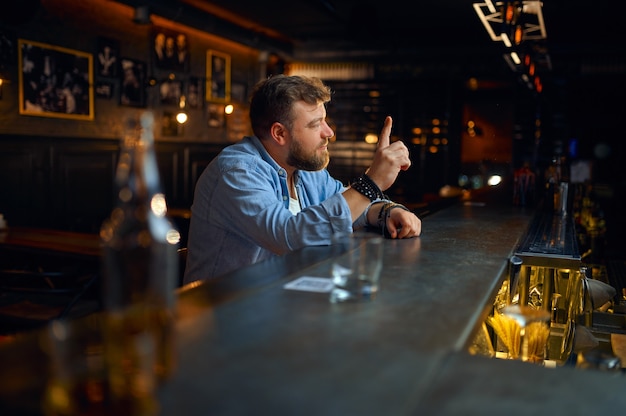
[176,0,625,158]
[178,0,624,60]
[120,0,626,56]
[120,0,624,85]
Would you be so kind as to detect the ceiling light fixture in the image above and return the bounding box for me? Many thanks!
[473,1,546,47]
[475,1,550,94]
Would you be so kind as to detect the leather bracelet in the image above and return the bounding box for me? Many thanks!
[376,202,409,227]
[377,202,411,237]
[350,174,384,202]
[376,202,395,228]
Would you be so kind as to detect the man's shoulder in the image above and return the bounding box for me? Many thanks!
[219,137,257,159]
[219,136,259,154]
[216,137,268,171]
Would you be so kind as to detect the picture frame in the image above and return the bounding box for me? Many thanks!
[159,79,183,106]
[0,29,16,72]
[161,111,181,136]
[186,76,203,109]
[0,28,14,100]
[206,50,230,103]
[119,57,146,107]
[207,103,224,127]
[18,39,94,120]
[152,27,189,72]
[96,37,119,78]
[95,81,114,99]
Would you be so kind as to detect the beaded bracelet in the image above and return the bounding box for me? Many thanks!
[350,174,385,202]
[376,202,411,237]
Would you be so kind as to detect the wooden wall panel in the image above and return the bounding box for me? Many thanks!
[0,141,46,227]
[53,140,119,232]
[155,143,183,208]
[0,136,226,234]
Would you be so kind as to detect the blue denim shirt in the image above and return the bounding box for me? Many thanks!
[184,136,369,283]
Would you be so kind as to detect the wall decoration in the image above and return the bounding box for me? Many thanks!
[0,29,15,72]
[159,79,183,106]
[161,111,181,136]
[95,81,114,99]
[96,37,119,78]
[153,28,189,72]
[206,50,230,103]
[119,57,146,107]
[186,76,203,109]
[207,103,224,127]
[0,29,13,100]
[18,39,94,120]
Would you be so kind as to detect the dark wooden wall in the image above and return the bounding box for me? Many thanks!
[0,135,225,242]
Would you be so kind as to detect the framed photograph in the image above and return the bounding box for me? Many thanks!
[186,76,203,109]
[18,39,94,120]
[207,103,224,127]
[159,79,183,106]
[162,111,181,136]
[96,37,119,78]
[119,57,146,107]
[95,81,114,99]
[0,29,16,71]
[206,50,230,103]
[153,28,189,72]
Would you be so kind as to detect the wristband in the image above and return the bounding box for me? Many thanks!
[350,174,385,202]
[376,202,411,237]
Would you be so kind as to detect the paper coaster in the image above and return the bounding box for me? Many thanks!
[283,276,334,293]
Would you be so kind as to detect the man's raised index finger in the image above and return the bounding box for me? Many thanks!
[378,116,393,148]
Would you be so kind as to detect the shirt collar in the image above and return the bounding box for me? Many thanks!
[248,135,300,184]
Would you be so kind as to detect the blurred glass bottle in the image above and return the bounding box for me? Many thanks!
[100,112,180,411]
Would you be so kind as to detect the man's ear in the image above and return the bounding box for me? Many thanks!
[270,122,288,145]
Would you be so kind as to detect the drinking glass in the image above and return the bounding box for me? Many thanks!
[329,232,383,303]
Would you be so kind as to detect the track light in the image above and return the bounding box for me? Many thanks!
[473,1,546,46]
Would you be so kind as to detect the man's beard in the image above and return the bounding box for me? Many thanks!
[287,138,330,171]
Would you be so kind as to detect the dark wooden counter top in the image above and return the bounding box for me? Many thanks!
[163,199,537,415]
[2,197,626,415]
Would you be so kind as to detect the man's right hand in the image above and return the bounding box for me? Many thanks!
[366,116,411,191]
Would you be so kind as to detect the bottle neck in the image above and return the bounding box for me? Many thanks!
[116,126,163,206]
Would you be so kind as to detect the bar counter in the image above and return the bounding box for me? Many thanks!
[0,227,102,259]
[3,197,626,415]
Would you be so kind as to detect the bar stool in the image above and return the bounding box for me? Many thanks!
[0,267,100,335]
